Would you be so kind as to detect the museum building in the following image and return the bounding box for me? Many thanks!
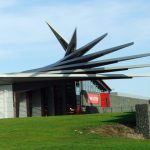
[0,23,150,118]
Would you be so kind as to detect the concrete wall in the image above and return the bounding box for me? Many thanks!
[136,104,150,139]
[14,89,42,117]
[0,85,14,118]
[19,93,27,117]
[110,94,149,112]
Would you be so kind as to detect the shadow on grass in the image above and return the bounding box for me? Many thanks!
[102,112,136,128]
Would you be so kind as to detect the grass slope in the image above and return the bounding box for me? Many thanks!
[0,113,149,150]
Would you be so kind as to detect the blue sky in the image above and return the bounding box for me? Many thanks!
[0,0,150,97]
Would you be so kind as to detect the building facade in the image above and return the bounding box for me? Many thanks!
[0,23,150,118]
[0,80,77,118]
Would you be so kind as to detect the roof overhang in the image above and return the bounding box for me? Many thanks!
[0,72,149,85]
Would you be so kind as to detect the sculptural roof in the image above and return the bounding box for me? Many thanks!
[0,22,150,84]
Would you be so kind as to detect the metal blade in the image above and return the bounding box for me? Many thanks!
[61,33,108,61]
[40,53,150,71]
[65,28,77,56]
[57,42,134,66]
[46,22,68,50]
[44,64,150,74]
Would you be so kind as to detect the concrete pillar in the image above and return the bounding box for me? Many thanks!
[14,92,20,118]
[0,85,14,118]
[136,104,150,139]
[26,91,32,117]
[19,92,27,117]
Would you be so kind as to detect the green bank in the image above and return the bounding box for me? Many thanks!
[0,113,149,150]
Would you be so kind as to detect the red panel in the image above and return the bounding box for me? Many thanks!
[87,93,100,104]
[100,93,110,108]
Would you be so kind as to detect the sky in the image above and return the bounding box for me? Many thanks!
[0,0,150,97]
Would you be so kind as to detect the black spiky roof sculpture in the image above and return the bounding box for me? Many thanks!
[0,22,150,86]
[23,22,150,79]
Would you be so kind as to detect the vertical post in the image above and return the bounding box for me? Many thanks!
[62,83,67,115]
[26,91,32,117]
[80,81,84,107]
[48,86,55,116]
[41,88,45,116]
[14,92,19,118]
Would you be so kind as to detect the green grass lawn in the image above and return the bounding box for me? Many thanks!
[0,112,149,150]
